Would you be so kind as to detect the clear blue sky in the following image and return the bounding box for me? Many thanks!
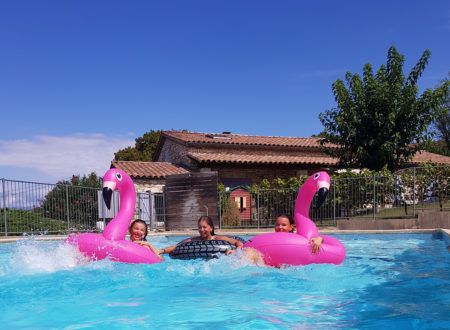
[0,0,449,183]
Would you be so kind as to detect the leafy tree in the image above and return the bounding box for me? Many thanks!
[319,46,449,171]
[114,130,162,161]
[431,74,450,151]
[38,172,102,232]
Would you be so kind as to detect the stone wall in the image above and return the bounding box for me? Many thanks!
[417,210,450,229]
[157,139,194,168]
[336,210,450,230]
[214,167,309,184]
[134,179,165,193]
[156,138,331,184]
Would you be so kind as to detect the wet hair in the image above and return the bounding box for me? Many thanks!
[275,214,295,233]
[198,216,215,236]
[129,219,148,240]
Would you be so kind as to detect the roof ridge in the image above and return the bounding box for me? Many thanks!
[162,129,322,140]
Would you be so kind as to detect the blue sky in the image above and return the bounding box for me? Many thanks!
[0,0,449,183]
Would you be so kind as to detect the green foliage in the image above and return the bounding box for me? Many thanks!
[430,74,450,153]
[250,176,306,192]
[38,172,102,231]
[0,209,67,234]
[114,130,162,161]
[220,197,241,227]
[422,140,450,156]
[319,46,449,171]
[409,163,450,211]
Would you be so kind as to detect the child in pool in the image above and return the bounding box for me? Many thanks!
[159,216,243,255]
[274,214,323,253]
[240,214,324,265]
[129,219,163,260]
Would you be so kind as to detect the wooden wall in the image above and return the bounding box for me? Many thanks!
[164,172,219,230]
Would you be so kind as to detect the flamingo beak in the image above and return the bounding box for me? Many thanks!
[316,187,329,208]
[102,187,113,209]
[102,181,116,210]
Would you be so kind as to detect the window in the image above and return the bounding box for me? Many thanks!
[234,196,246,212]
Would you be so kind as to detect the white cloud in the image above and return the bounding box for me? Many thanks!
[0,134,134,181]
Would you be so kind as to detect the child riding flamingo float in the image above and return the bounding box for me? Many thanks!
[244,171,346,267]
[67,168,162,264]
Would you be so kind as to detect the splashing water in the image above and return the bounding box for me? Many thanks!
[0,233,449,329]
[1,238,89,275]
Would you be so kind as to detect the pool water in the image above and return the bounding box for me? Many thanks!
[0,233,449,329]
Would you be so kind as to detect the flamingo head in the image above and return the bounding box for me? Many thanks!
[102,168,134,209]
[308,171,331,208]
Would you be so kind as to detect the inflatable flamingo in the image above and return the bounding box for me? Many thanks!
[244,171,346,267]
[67,169,162,264]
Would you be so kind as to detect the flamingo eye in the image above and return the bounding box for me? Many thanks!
[115,173,123,181]
[313,173,320,180]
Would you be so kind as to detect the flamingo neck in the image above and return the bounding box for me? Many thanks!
[294,183,315,229]
[103,184,136,241]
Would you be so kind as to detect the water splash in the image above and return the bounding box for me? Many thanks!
[4,238,90,275]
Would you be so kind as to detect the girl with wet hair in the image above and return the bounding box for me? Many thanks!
[159,216,243,255]
[128,219,163,260]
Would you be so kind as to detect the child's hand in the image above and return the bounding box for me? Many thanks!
[135,241,150,247]
[225,249,236,255]
[310,237,324,254]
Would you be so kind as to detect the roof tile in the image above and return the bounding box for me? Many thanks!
[188,152,338,166]
[111,161,189,179]
[410,151,450,165]
[163,130,338,149]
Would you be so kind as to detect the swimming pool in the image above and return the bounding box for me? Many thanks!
[0,233,449,329]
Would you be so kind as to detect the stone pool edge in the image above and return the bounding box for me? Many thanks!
[0,228,449,247]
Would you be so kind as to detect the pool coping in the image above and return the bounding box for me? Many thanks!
[0,228,449,245]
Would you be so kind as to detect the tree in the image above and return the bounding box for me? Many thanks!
[319,46,449,171]
[38,172,102,232]
[114,130,162,161]
[431,74,450,152]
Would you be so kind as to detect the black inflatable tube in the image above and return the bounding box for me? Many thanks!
[170,236,246,260]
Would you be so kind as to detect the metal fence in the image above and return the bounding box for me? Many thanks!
[0,179,166,236]
[2,165,450,235]
[219,166,450,229]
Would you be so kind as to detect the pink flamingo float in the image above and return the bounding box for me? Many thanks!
[244,171,346,267]
[67,168,162,264]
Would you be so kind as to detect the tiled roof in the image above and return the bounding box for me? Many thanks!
[162,130,337,149]
[111,161,189,179]
[410,151,450,165]
[187,150,450,166]
[188,152,338,166]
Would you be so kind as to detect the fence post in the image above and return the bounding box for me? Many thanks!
[373,175,376,220]
[413,167,416,217]
[2,178,7,236]
[257,192,260,229]
[333,179,336,225]
[149,192,154,231]
[65,185,70,232]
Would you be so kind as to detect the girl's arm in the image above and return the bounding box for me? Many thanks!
[159,244,177,254]
[134,241,164,260]
[215,235,244,248]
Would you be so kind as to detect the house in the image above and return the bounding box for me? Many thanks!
[111,131,450,230]
[110,160,189,193]
[153,130,450,188]
[152,130,340,188]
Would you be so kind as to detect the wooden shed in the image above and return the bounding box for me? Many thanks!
[229,186,252,222]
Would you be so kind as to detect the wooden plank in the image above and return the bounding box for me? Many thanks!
[165,172,219,230]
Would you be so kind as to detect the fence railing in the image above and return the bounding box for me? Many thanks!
[2,165,450,235]
[0,179,166,236]
[219,166,450,229]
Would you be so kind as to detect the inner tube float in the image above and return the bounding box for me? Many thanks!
[67,169,162,264]
[244,171,346,267]
[171,236,246,260]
